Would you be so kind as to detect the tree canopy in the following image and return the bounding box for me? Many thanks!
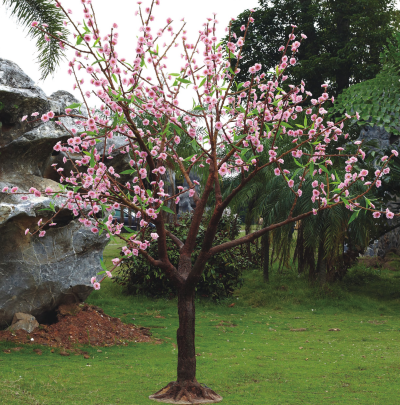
[228,0,396,97]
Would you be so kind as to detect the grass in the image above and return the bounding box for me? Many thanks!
[1,249,400,404]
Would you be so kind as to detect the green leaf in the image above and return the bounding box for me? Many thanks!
[341,196,350,206]
[319,164,330,175]
[310,161,314,177]
[293,158,304,168]
[161,205,175,214]
[76,36,83,46]
[100,259,108,271]
[66,103,82,109]
[348,210,359,225]
[112,74,118,83]
[176,77,192,84]
[199,77,207,88]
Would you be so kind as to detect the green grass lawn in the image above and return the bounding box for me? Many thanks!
[1,248,400,404]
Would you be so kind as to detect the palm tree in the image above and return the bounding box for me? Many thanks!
[3,0,68,79]
[224,112,382,283]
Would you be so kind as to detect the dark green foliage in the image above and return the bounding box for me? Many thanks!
[228,0,396,97]
[3,0,68,79]
[342,265,382,286]
[333,31,400,135]
[113,212,247,299]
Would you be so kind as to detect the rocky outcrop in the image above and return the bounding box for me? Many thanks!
[0,58,107,328]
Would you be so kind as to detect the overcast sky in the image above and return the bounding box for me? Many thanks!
[0,0,259,105]
[1,0,399,108]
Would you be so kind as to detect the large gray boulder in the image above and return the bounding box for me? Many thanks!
[0,58,107,328]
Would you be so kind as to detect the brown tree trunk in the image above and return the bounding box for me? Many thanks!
[177,290,196,383]
[149,272,222,403]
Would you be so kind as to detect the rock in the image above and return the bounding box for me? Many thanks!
[0,59,108,329]
[7,313,39,333]
[359,124,397,150]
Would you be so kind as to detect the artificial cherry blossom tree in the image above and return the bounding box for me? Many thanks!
[5,0,399,402]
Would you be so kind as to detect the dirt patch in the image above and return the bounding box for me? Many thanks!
[0,303,155,349]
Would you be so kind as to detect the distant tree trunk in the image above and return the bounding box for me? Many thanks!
[262,231,270,282]
[317,239,327,285]
[296,222,305,274]
[245,221,252,262]
[120,207,124,226]
[128,208,132,227]
[306,246,316,282]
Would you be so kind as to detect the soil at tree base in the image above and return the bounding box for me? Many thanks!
[0,303,156,349]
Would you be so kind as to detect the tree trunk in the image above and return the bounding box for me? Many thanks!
[297,222,305,274]
[177,290,196,383]
[149,285,222,403]
[262,231,270,282]
[120,207,124,227]
[317,239,327,285]
[128,208,132,227]
[306,246,316,282]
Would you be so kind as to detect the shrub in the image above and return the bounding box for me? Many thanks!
[113,212,248,299]
[342,264,382,286]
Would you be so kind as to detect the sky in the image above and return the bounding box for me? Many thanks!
[0,0,259,105]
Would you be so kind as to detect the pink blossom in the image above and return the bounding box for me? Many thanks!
[215,122,223,130]
[39,231,46,238]
[189,189,195,197]
[91,276,97,284]
[106,271,112,278]
[391,149,399,157]
[175,197,180,204]
[288,179,294,188]
[151,233,159,240]
[274,168,280,176]
[25,228,30,235]
[91,227,98,233]
[11,187,18,193]
[93,282,101,290]
[373,212,381,218]
[312,209,318,215]
[386,209,394,219]
[41,114,49,122]
[21,115,28,122]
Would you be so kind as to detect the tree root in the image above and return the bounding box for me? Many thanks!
[149,380,223,404]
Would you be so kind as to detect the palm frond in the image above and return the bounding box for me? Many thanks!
[3,0,69,80]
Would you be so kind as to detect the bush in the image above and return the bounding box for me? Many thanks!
[113,212,248,299]
[342,264,382,286]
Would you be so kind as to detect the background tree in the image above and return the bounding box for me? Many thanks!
[332,30,400,136]
[228,0,396,97]
[2,0,68,79]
